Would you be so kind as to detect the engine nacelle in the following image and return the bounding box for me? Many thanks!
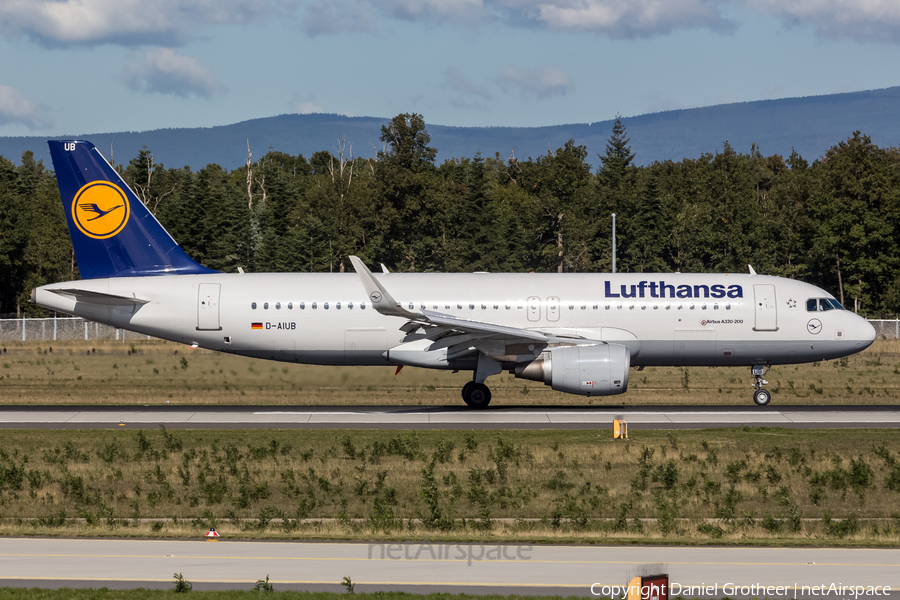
[514,343,630,396]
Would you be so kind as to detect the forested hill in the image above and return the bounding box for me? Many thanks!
[2,86,900,170]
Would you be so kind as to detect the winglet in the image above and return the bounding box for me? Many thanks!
[349,256,417,318]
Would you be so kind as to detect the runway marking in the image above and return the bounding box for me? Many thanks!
[0,577,896,589]
[1,552,898,568]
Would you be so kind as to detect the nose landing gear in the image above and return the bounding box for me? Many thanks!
[751,365,771,406]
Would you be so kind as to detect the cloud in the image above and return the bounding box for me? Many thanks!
[0,0,276,47]
[293,100,325,114]
[497,65,574,99]
[444,66,492,100]
[121,49,227,98]
[745,0,900,43]
[297,0,734,38]
[0,85,52,129]
[371,0,484,22]
[495,0,735,37]
[300,0,377,36]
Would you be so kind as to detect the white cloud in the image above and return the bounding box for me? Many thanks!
[300,0,377,36]
[745,0,900,43]
[293,100,325,114]
[0,0,276,47]
[121,49,227,99]
[444,66,492,100]
[372,0,483,22]
[0,85,52,129]
[495,0,735,37]
[497,65,574,99]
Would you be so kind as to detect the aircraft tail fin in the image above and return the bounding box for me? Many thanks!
[48,140,216,279]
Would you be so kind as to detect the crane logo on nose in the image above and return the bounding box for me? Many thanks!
[807,319,822,334]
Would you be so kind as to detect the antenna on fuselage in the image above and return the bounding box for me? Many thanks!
[748,265,757,275]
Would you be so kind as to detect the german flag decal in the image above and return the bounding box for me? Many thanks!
[251,322,263,330]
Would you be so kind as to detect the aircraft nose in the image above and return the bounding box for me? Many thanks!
[856,317,877,349]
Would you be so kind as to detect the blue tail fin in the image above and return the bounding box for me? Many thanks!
[48,140,216,279]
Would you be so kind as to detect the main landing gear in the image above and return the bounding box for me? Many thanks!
[462,381,492,408]
[751,365,772,406]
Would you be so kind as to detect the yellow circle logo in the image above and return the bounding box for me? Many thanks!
[71,181,130,239]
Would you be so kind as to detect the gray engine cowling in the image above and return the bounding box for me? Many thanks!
[514,343,630,396]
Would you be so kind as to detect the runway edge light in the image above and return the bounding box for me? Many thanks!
[206,527,219,540]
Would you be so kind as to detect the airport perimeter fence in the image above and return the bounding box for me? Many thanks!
[0,317,154,342]
[1,316,898,342]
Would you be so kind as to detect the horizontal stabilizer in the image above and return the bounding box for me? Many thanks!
[47,288,150,306]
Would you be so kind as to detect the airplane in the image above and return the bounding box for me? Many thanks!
[32,140,877,408]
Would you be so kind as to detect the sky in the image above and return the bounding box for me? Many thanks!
[0,0,899,137]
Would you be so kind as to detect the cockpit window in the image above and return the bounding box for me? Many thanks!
[807,298,844,312]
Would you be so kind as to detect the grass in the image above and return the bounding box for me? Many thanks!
[0,338,897,406]
[0,427,899,546]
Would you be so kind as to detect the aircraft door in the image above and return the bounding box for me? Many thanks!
[546,296,560,322]
[197,283,221,331]
[527,296,541,322]
[753,284,778,331]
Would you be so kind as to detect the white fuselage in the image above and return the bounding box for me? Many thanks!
[34,272,876,369]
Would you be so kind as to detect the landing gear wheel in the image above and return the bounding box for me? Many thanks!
[753,388,772,406]
[463,382,492,408]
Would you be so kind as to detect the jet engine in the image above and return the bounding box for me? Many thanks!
[513,343,630,396]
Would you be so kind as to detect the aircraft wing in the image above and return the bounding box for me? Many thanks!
[349,256,571,357]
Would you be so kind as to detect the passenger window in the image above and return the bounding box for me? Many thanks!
[713,303,719,310]
[275,302,281,310]
[324,302,329,309]
[408,302,414,310]
[288,302,293,310]
[458,303,463,309]
[264,302,269,309]
[252,302,257,310]
[300,302,305,309]
[336,302,341,309]
[725,303,731,310]
[348,302,353,309]
[470,304,475,309]
[312,302,317,309]
[360,302,366,309]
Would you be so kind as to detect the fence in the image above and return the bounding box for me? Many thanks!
[0,317,154,342]
[870,319,900,340]
[1,316,898,342]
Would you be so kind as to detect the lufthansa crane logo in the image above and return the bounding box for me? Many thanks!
[807,318,822,335]
[370,291,383,303]
[71,181,130,239]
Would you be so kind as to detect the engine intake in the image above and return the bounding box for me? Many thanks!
[514,343,630,396]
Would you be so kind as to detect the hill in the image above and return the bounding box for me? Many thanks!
[2,86,900,169]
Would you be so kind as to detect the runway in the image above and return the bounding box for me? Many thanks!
[1,404,899,429]
[0,538,897,596]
